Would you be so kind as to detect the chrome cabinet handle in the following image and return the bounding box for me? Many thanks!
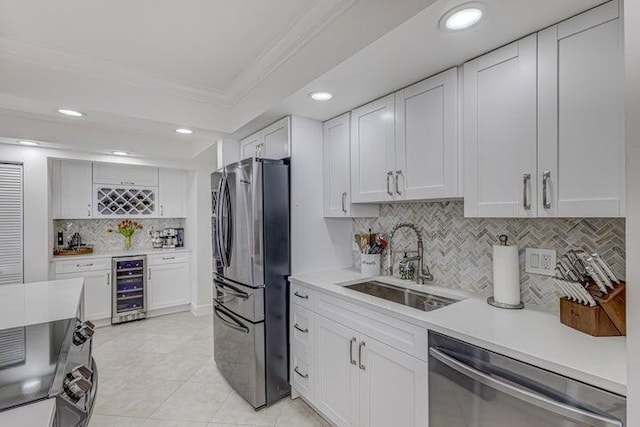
[107,273,110,286]
[293,291,309,300]
[293,323,308,333]
[358,341,366,370]
[160,205,164,216]
[87,203,91,217]
[429,348,622,427]
[542,171,551,209]
[395,170,403,195]
[121,181,135,186]
[148,268,151,280]
[523,173,532,210]
[76,263,93,268]
[162,256,175,261]
[341,192,347,213]
[294,367,309,379]
[350,337,357,365]
[386,171,394,196]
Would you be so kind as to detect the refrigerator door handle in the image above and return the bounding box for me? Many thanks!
[215,175,226,266]
[222,176,233,266]
[214,305,250,334]
[429,348,622,427]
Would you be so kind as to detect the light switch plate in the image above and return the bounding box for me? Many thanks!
[525,248,557,276]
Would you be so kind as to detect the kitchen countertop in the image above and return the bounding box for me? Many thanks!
[50,246,191,261]
[289,269,627,396]
[0,398,56,427]
[0,278,84,330]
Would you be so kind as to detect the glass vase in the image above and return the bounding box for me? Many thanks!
[124,235,133,251]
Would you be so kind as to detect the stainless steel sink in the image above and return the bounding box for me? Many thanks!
[344,281,459,312]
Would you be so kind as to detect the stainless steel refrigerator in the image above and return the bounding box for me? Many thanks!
[211,157,290,409]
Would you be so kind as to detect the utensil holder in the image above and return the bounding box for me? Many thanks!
[361,254,381,276]
[559,282,626,337]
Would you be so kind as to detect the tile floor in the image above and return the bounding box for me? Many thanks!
[90,311,329,427]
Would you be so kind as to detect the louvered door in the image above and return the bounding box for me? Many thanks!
[0,163,23,285]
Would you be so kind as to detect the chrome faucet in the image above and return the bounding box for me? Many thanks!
[389,223,434,284]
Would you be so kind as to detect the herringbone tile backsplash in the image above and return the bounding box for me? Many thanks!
[54,218,185,252]
[353,201,625,310]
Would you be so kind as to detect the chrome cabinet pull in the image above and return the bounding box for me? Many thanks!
[148,268,151,280]
[293,323,308,333]
[107,273,110,286]
[395,170,403,195]
[542,171,551,209]
[121,181,135,186]
[293,291,309,300]
[523,173,532,210]
[76,263,93,268]
[341,192,347,213]
[160,205,164,216]
[386,171,394,196]
[162,256,175,261]
[350,337,357,365]
[429,348,622,427]
[358,341,366,370]
[294,367,309,379]
[87,203,91,217]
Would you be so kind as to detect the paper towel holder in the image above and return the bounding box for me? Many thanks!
[488,234,525,310]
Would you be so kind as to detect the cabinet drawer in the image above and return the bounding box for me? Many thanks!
[148,252,190,265]
[290,283,316,310]
[316,292,428,361]
[54,257,111,274]
[291,350,314,401]
[291,305,314,355]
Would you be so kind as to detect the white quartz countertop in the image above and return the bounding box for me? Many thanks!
[290,269,627,396]
[51,247,191,261]
[0,278,84,330]
[0,398,56,427]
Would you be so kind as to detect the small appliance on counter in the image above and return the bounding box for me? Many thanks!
[0,318,98,425]
[53,231,94,256]
[112,255,147,324]
[150,228,184,249]
[488,235,524,309]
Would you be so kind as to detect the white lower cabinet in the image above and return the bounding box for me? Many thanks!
[291,284,427,427]
[148,257,190,310]
[56,270,111,321]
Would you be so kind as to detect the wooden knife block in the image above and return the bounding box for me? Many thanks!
[559,282,626,337]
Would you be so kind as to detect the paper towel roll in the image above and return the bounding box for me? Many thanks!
[492,244,521,305]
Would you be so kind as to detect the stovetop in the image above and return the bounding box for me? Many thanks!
[0,318,75,411]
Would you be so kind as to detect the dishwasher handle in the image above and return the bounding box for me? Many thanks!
[429,348,622,427]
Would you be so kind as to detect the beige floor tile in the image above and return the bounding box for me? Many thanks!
[188,360,228,384]
[149,381,231,422]
[99,352,168,379]
[211,392,285,426]
[144,353,211,381]
[275,398,329,427]
[135,333,195,354]
[141,420,208,427]
[95,377,183,418]
[89,414,146,427]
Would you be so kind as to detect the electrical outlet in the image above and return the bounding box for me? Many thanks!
[525,248,557,276]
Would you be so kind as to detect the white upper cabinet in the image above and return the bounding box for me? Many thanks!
[538,1,624,217]
[240,117,291,160]
[52,159,93,219]
[93,162,159,187]
[323,113,378,218]
[395,68,459,200]
[158,168,187,218]
[463,35,538,218]
[351,94,396,203]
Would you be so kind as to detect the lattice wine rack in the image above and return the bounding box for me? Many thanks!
[96,187,156,216]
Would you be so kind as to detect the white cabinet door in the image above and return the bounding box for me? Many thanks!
[538,1,623,217]
[57,270,111,321]
[93,162,159,187]
[240,132,260,160]
[159,168,187,218]
[463,35,538,217]
[262,116,291,159]
[324,113,351,217]
[395,68,458,200]
[52,159,93,219]
[358,336,427,427]
[0,164,23,285]
[148,262,190,310]
[351,94,396,203]
[314,315,359,427]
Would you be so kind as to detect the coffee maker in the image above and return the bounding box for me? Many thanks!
[150,228,184,249]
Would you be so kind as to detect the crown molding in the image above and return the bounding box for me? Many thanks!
[0,0,356,108]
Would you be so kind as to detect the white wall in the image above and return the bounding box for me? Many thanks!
[624,0,640,423]
[290,115,353,274]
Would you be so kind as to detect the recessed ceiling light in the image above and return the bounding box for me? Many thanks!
[440,3,485,31]
[111,151,129,156]
[309,91,333,102]
[175,128,193,135]
[18,140,40,146]
[57,108,84,117]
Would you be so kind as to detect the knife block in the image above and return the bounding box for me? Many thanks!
[559,282,626,337]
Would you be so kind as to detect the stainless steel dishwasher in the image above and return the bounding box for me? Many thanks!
[428,331,626,427]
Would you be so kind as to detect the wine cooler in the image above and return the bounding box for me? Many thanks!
[112,255,147,324]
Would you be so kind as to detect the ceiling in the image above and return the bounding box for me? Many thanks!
[236,0,608,138]
[0,0,610,159]
[0,0,436,158]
